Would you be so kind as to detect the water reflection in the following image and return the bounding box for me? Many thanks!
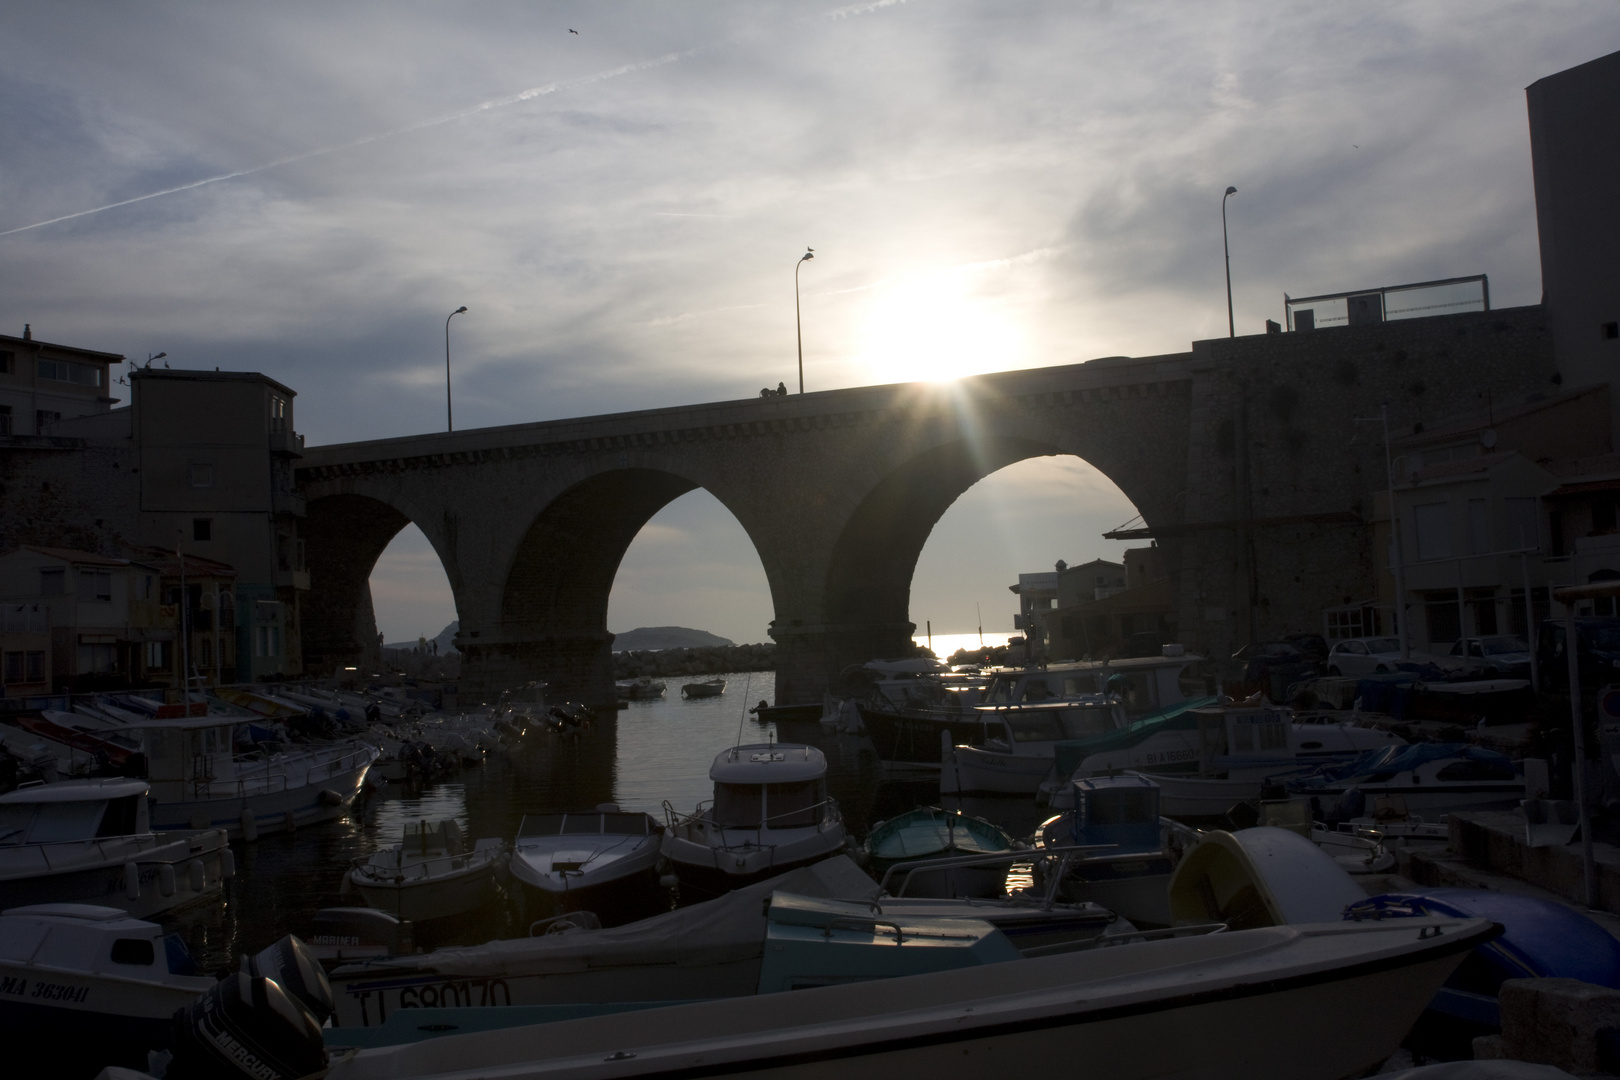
[165,671,1048,969]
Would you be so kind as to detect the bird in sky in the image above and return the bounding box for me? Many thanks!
[569,28,578,34]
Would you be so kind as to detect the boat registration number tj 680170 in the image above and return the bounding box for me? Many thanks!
[346,977,512,1025]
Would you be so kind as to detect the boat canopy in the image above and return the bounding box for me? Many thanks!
[1286,743,1518,790]
[0,777,148,804]
[1051,695,1220,778]
[709,744,826,784]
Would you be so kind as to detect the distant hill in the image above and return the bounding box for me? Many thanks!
[385,621,459,654]
[611,626,734,652]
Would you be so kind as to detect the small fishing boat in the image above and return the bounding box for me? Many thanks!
[681,678,727,699]
[311,901,1496,1079]
[1035,773,1181,928]
[863,806,1013,897]
[662,743,847,897]
[508,806,665,926]
[133,714,378,836]
[614,677,666,700]
[940,697,1124,795]
[0,778,232,918]
[347,820,503,924]
[1284,743,1526,821]
[0,903,216,1075]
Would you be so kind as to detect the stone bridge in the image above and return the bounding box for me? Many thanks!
[296,305,1557,706]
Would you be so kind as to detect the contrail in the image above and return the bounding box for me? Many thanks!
[1,2,917,239]
[0,49,693,238]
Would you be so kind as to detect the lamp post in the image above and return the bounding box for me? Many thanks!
[445,306,467,432]
[795,249,814,394]
[1222,186,1238,338]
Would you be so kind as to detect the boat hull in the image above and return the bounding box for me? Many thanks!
[353,864,500,924]
[513,864,664,927]
[0,968,205,1075]
[149,750,376,836]
[0,831,230,919]
[1137,772,1261,819]
[323,918,1496,1080]
[858,704,982,766]
[663,838,848,901]
[939,745,1054,795]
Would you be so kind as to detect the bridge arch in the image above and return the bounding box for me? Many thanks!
[302,489,464,677]
[470,461,784,705]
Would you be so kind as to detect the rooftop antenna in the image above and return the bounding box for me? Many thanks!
[977,603,984,648]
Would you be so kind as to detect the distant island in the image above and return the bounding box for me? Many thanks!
[385,621,459,654]
[611,626,735,652]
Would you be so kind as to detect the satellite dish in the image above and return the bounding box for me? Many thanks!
[1481,429,1498,449]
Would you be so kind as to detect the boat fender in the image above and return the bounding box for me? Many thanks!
[220,847,236,879]
[159,864,177,897]
[659,872,680,890]
[124,861,141,901]
[189,859,207,892]
[240,808,259,843]
[318,788,344,807]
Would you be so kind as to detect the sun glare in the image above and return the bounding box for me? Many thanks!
[854,273,1026,384]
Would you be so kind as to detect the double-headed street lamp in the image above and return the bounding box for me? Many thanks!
[1222,186,1238,338]
[445,306,467,432]
[795,248,814,394]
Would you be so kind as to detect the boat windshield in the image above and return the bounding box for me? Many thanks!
[765,781,822,828]
[713,783,763,828]
[518,814,567,837]
[0,800,106,845]
[603,813,650,835]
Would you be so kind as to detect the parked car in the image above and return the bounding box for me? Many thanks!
[1324,636,1405,677]
[1537,617,1620,690]
[1446,635,1533,679]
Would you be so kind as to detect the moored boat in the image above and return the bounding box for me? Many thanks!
[681,678,727,698]
[0,778,232,918]
[508,806,665,926]
[940,697,1124,795]
[615,677,666,700]
[347,820,504,924]
[864,806,1013,897]
[0,903,215,1075]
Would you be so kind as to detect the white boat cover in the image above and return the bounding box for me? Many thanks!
[345,856,877,982]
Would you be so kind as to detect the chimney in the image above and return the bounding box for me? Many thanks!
[22,324,31,341]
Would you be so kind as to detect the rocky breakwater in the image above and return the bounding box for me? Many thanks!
[612,642,776,679]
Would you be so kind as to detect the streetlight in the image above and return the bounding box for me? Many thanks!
[795,249,814,394]
[1222,186,1238,338]
[445,306,467,432]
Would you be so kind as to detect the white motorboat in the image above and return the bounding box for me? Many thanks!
[327,856,1127,1030]
[1038,702,1398,811]
[940,697,1124,795]
[0,903,215,1074]
[347,820,503,924]
[1284,743,1527,821]
[681,678,727,698]
[1034,774,1186,928]
[508,805,664,926]
[662,743,847,897]
[0,778,232,918]
[1130,704,1405,818]
[133,715,378,836]
[320,905,1496,1080]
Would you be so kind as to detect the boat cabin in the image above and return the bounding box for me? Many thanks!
[1069,774,1161,853]
[0,778,151,846]
[130,716,243,800]
[971,699,1122,749]
[981,652,1203,719]
[0,903,199,980]
[708,744,831,830]
[1193,705,1294,772]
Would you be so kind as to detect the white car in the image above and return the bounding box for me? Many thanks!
[1325,636,1405,677]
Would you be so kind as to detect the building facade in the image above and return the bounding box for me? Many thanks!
[0,326,123,437]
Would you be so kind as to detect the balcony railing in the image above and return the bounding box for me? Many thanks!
[268,429,305,457]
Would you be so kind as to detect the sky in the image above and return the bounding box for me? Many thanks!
[3,2,1614,645]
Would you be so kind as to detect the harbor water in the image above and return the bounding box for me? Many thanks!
[165,672,1047,972]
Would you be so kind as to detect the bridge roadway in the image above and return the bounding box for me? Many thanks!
[295,305,1555,706]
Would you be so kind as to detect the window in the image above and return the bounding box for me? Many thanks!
[1414,503,1451,560]
[192,518,212,542]
[36,357,100,386]
[39,568,65,595]
[1603,322,1618,341]
[35,409,60,432]
[110,939,155,966]
[144,641,170,670]
[0,404,10,436]
[0,350,12,372]
[1424,593,1461,645]
[77,642,116,673]
[140,574,154,601]
[1594,499,1617,535]
[2,652,23,682]
[77,569,112,601]
[270,396,287,431]
[1468,499,1490,554]
[254,625,280,658]
[189,463,213,488]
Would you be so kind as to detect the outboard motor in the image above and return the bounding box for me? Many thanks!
[248,934,334,1025]
[165,971,326,1080]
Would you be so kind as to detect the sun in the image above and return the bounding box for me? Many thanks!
[853,272,1026,385]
